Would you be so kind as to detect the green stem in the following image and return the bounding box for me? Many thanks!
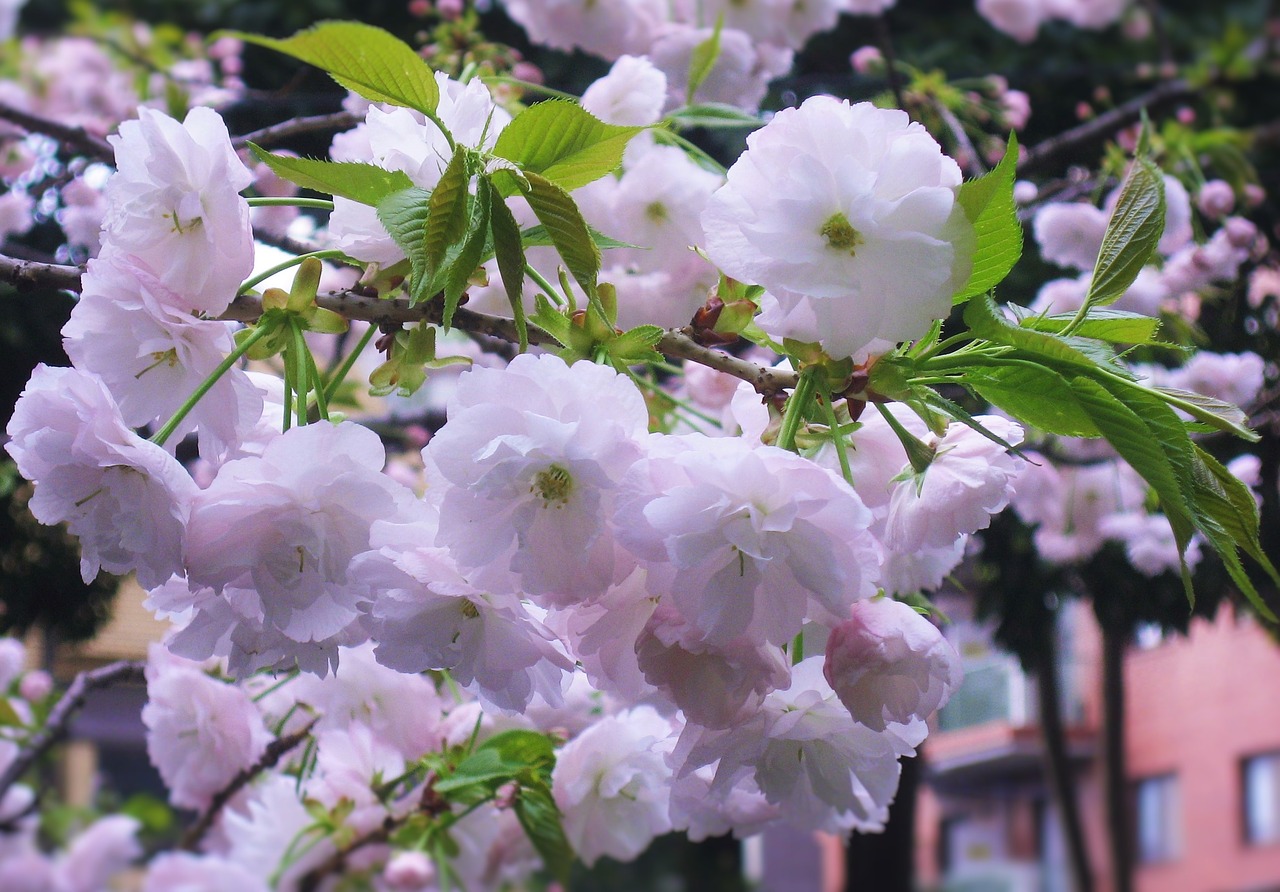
[324,324,377,403]
[290,321,309,428]
[820,394,854,486]
[238,250,348,296]
[246,196,335,210]
[627,369,723,430]
[305,345,330,422]
[791,631,804,665]
[525,264,565,307]
[777,366,819,453]
[653,128,728,174]
[150,325,271,447]
[481,75,580,102]
[876,401,934,475]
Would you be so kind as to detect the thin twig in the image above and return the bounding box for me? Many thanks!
[934,101,986,177]
[232,111,362,151]
[0,102,114,163]
[179,716,320,851]
[1019,79,1193,176]
[0,661,146,804]
[873,15,907,111]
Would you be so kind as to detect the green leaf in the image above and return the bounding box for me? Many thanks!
[376,187,434,304]
[490,186,529,352]
[492,101,641,194]
[954,134,1022,302]
[1017,308,1162,345]
[965,360,1100,437]
[963,294,1106,370]
[1190,445,1280,619]
[663,103,763,130]
[515,784,574,884]
[249,146,413,206]
[434,730,555,798]
[231,21,440,115]
[443,177,492,329]
[520,224,637,252]
[424,146,471,281]
[530,293,572,347]
[608,324,665,365]
[519,172,601,295]
[1154,386,1258,442]
[686,13,724,106]
[1085,157,1165,308]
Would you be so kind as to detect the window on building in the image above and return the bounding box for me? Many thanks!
[1243,752,1280,845]
[1133,774,1180,864]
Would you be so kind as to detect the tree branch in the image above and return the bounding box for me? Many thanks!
[0,254,801,398]
[1018,79,1194,176]
[232,111,362,152]
[0,254,85,293]
[0,661,146,805]
[0,102,114,164]
[179,716,320,852]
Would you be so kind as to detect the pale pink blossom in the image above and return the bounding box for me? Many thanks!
[428,354,650,605]
[185,421,420,646]
[102,106,253,315]
[1098,511,1202,576]
[63,252,263,465]
[1166,351,1265,409]
[1197,179,1235,219]
[142,852,271,892]
[56,816,141,892]
[580,55,668,126]
[650,24,792,111]
[502,0,667,59]
[616,434,880,646]
[704,97,971,360]
[553,706,676,865]
[142,645,272,811]
[977,0,1048,42]
[1033,201,1108,270]
[824,598,962,731]
[5,365,196,588]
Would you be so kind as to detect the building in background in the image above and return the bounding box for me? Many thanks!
[917,596,1280,892]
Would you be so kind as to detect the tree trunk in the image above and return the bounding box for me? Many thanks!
[843,750,920,891]
[1034,617,1095,892]
[1100,618,1132,892]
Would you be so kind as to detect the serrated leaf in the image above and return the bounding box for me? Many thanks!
[954,134,1022,302]
[519,172,601,295]
[443,178,492,328]
[963,294,1103,370]
[231,21,439,114]
[434,730,555,799]
[514,784,574,884]
[664,103,763,129]
[965,360,1100,437]
[425,146,471,280]
[493,101,641,194]
[1018,308,1162,345]
[249,145,413,205]
[376,187,434,304]
[1086,157,1165,308]
[1155,386,1258,442]
[608,324,665,365]
[530,293,572,347]
[490,187,529,352]
[686,14,724,105]
[520,224,637,251]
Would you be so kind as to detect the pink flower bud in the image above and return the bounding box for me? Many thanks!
[1197,180,1235,219]
[850,45,883,74]
[18,671,52,702]
[383,852,435,890]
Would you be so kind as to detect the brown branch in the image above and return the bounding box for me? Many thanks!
[0,253,801,397]
[233,112,362,152]
[0,102,114,163]
[0,254,85,292]
[0,661,146,804]
[179,716,320,852]
[1018,79,1194,176]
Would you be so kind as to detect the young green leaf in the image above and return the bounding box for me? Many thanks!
[520,224,637,251]
[1154,386,1258,442]
[424,146,471,281]
[530,293,572,347]
[963,294,1106,370]
[514,784,574,884]
[954,134,1022,302]
[376,187,434,304]
[489,190,529,352]
[443,177,492,329]
[1085,156,1166,309]
[249,145,413,205]
[607,324,665,366]
[1017,308,1162,345]
[519,172,601,295]
[686,13,724,105]
[492,100,641,194]
[230,21,440,115]
[964,360,1100,437]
